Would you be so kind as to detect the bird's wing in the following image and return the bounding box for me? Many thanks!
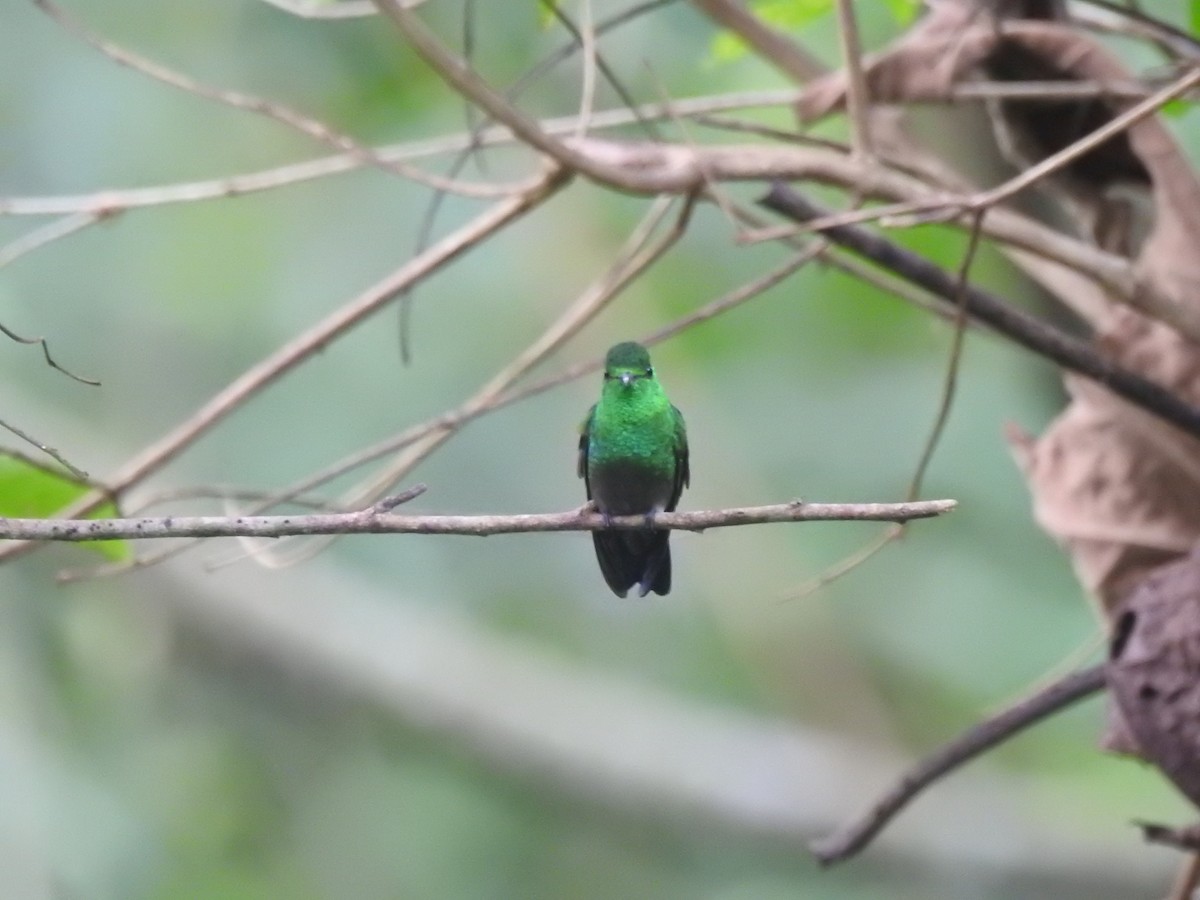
[668,404,689,511]
[578,404,596,499]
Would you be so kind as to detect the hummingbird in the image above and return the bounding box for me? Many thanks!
[578,342,689,597]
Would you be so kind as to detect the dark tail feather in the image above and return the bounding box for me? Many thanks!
[592,530,672,597]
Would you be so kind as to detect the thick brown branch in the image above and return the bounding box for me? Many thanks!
[0,497,956,542]
[759,185,1200,442]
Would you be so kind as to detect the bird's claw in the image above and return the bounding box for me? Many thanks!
[585,500,615,528]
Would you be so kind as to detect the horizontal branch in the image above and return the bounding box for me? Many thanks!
[0,495,956,543]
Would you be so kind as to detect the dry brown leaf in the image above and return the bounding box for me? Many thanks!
[1108,549,1200,806]
[1011,307,1200,614]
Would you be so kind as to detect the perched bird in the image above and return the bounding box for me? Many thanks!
[578,342,689,597]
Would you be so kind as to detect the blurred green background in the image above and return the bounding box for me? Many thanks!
[3,1,1198,897]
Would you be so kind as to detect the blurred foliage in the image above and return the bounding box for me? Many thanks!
[710,0,918,62]
[2,1,1197,899]
[0,452,129,561]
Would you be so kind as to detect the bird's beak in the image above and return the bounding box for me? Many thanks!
[619,372,634,387]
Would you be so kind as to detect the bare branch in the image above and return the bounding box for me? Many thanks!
[834,0,873,160]
[0,497,957,543]
[0,318,99,386]
[0,431,90,482]
[906,211,983,501]
[0,211,106,270]
[812,664,1106,866]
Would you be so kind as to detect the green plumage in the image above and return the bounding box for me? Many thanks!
[578,342,689,597]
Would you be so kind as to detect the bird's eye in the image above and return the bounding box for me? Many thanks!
[645,367,654,377]
[603,372,613,380]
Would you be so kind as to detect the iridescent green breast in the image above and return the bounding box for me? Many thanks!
[586,399,678,474]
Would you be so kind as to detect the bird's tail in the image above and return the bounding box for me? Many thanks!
[592,530,671,597]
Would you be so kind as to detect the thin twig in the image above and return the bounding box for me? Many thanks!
[906,211,983,500]
[0,211,105,270]
[0,436,90,483]
[551,0,598,137]
[946,79,1159,102]
[784,526,899,602]
[0,320,99,386]
[811,664,1106,866]
[0,497,958,542]
[834,0,873,160]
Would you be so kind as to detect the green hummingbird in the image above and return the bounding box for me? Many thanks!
[578,342,689,597]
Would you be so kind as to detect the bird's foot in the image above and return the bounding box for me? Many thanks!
[585,501,616,528]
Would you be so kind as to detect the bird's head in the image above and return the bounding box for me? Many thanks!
[602,341,656,394]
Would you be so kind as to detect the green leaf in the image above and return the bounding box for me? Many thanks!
[712,30,750,62]
[1162,98,1190,119]
[0,452,130,561]
[882,0,920,26]
[1193,0,1200,38]
[710,0,835,63]
[537,0,561,30]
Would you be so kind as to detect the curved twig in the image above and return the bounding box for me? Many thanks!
[812,664,1106,866]
[0,319,99,386]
